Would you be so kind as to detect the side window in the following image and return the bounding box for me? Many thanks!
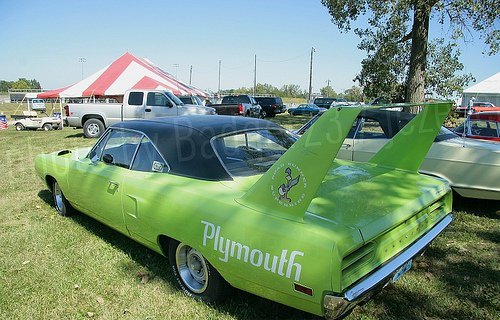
[130,137,169,172]
[88,130,111,160]
[471,120,498,137]
[128,92,144,106]
[101,130,142,169]
[147,92,171,107]
[356,118,387,139]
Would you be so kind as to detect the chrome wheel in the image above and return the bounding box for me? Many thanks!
[176,243,208,293]
[87,123,100,136]
[53,181,65,213]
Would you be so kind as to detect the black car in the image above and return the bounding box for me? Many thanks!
[313,97,348,109]
[253,96,286,117]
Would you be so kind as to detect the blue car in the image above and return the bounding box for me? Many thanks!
[288,104,326,116]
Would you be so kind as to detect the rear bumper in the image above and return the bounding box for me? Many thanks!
[323,214,453,320]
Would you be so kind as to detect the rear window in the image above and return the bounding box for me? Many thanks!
[212,129,296,177]
[314,98,334,104]
[222,95,251,104]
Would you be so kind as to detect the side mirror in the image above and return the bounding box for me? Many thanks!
[103,153,114,164]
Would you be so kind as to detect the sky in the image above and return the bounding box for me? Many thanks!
[0,0,498,95]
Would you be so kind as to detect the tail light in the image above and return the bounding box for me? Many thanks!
[272,104,277,110]
[64,105,70,116]
[238,103,244,115]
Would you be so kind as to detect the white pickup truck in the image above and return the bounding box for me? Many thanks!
[65,90,216,138]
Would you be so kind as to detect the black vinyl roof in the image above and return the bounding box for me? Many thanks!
[110,115,282,181]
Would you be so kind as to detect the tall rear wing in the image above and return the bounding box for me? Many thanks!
[237,101,452,221]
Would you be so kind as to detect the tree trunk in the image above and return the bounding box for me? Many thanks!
[404,2,431,113]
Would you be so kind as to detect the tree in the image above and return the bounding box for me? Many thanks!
[320,85,337,97]
[280,84,306,98]
[321,0,499,104]
[340,86,364,102]
[29,79,41,89]
[0,80,12,93]
[11,78,31,90]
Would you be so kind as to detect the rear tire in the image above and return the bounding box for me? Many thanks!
[83,118,105,138]
[168,240,228,303]
[52,180,75,216]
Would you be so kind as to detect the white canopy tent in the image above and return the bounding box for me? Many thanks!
[461,72,500,107]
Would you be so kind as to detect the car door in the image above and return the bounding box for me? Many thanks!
[145,92,178,118]
[68,129,142,233]
[336,118,361,161]
[352,117,390,162]
[121,136,170,246]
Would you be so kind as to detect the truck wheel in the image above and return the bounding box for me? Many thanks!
[43,123,53,131]
[169,240,228,303]
[52,180,75,216]
[260,111,267,118]
[15,123,25,131]
[83,119,105,138]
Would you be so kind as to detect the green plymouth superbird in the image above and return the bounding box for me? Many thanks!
[35,102,453,319]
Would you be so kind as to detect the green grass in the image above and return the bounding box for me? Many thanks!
[0,109,498,320]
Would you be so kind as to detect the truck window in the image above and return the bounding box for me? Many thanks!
[147,92,172,107]
[222,95,250,104]
[128,92,144,106]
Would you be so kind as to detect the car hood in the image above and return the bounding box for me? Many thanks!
[306,159,449,242]
[182,104,216,114]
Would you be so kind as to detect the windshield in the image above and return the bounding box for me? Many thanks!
[212,129,296,177]
[165,92,184,105]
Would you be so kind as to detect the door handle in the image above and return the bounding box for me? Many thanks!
[145,108,152,112]
[342,143,351,148]
[109,181,119,189]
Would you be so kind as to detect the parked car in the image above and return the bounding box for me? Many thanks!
[253,96,286,117]
[288,103,326,116]
[209,95,262,118]
[64,89,216,138]
[30,98,46,111]
[296,109,500,200]
[35,103,453,320]
[12,111,61,131]
[453,111,500,141]
[177,95,204,106]
[313,97,348,109]
[455,101,500,116]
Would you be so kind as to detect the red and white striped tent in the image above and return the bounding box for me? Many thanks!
[38,52,207,99]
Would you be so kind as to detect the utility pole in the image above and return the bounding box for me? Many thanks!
[173,63,179,79]
[326,79,331,87]
[189,65,193,85]
[78,57,86,80]
[308,47,316,102]
[253,54,257,96]
[218,60,221,98]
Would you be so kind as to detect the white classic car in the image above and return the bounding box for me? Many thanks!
[296,109,500,200]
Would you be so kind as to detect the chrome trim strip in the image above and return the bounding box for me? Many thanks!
[343,214,453,301]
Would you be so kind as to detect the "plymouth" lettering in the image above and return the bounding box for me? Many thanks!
[201,220,304,281]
